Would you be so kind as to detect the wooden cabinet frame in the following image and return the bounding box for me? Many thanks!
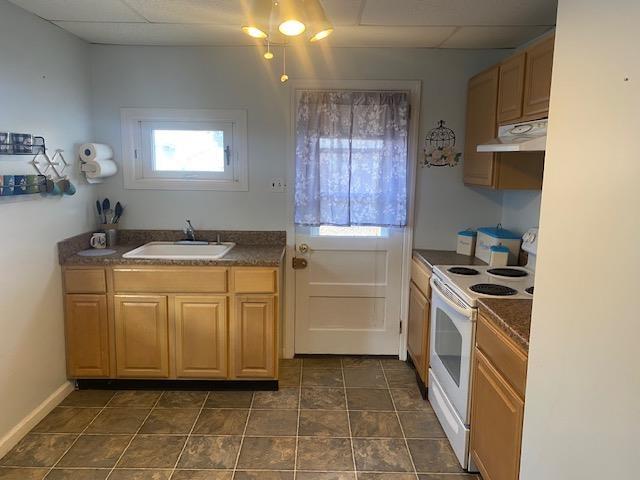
[62,265,280,381]
[464,34,553,190]
[470,312,529,480]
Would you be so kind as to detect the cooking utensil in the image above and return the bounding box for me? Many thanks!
[101,198,110,224]
[96,200,102,219]
[113,202,124,223]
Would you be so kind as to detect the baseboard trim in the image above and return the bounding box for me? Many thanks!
[0,381,74,459]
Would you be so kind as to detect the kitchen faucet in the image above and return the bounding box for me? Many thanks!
[184,219,196,241]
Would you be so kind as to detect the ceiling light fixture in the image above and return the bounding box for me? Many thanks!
[242,0,334,82]
[241,0,272,39]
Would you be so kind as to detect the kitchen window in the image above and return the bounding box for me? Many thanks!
[121,108,247,191]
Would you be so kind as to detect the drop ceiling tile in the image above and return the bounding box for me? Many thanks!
[321,0,363,26]
[121,0,244,24]
[440,26,553,49]
[361,0,557,26]
[53,21,257,45]
[326,25,456,48]
[9,0,145,22]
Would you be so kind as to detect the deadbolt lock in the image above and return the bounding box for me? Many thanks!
[298,243,310,254]
[292,257,308,269]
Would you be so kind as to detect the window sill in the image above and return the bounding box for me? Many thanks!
[123,177,248,192]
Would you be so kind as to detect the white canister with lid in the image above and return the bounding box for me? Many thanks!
[456,229,477,256]
[489,245,510,267]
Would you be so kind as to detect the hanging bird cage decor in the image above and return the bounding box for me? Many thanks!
[422,120,462,167]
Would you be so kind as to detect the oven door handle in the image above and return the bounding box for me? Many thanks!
[430,277,475,318]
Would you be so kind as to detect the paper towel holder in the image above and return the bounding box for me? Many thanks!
[79,143,117,184]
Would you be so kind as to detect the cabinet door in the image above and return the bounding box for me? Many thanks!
[470,349,525,480]
[464,66,499,186]
[231,295,276,379]
[523,35,555,119]
[65,294,109,377]
[174,296,228,378]
[407,282,428,382]
[497,53,525,124]
[114,295,169,378]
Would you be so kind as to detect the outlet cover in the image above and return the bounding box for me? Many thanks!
[270,178,285,192]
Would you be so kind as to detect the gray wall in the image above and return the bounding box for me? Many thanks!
[90,44,510,249]
[0,1,94,450]
[501,191,542,234]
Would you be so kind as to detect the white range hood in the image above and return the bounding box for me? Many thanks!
[477,119,547,152]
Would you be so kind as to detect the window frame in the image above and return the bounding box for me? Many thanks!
[121,108,248,191]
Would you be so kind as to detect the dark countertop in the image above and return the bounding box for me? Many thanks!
[413,249,487,270]
[59,230,286,267]
[62,244,286,267]
[477,298,532,353]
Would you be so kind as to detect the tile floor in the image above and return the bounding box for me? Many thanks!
[0,357,479,480]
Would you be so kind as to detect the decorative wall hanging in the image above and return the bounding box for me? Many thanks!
[422,120,462,168]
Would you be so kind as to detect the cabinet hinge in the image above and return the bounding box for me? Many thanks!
[399,321,403,334]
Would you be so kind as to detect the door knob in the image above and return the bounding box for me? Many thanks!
[298,243,310,254]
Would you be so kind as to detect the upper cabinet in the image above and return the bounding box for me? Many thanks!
[497,53,526,124]
[463,66,500,187]
[522,35,555,119]
[464,34,554,190]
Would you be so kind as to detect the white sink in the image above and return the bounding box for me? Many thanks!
[123,241,235,260]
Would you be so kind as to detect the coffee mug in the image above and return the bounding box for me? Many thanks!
[90,232,107,249]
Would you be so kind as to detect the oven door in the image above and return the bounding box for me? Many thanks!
[429,276,476,423]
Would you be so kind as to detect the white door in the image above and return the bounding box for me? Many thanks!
[294,225,405,354]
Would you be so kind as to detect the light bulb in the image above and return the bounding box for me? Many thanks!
[264,51,274,60]
[279,19,306,36]
[241,26,268,39]
[310,28,333,42]
[281,74,289,83]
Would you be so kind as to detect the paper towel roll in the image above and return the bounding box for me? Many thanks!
[82,158,118,184]
[79,143,113,162]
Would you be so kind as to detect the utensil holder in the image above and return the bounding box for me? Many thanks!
[101,224,118,247]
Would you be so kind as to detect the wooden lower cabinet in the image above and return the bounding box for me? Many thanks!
[114,295,169,378]
[174,295,227,378]
[63,266,280,381]
[231,295,277,379]
[470,350,525,480]
[407,281,430,382]
[64,294,110,377]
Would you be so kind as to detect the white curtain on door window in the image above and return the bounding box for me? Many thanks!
[294,91,410,227]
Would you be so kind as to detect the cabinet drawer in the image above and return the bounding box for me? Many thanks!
[476,314,528,398]
[410,258,431,297]
[64,269,106,293]
[113,267,228,293]
[233,268,277,293]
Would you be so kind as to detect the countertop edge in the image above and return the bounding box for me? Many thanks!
[413,249,487,270]
[60,244,286,268]
[477,299,531,353]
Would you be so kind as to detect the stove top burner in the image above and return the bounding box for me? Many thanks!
[470,283,518,296]
[525,286,534,295]
[487,268,529,278]
[448,267,480,276]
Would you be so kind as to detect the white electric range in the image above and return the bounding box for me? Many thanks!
[428,228,537,470]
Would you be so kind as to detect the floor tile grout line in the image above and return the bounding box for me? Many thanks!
[292,359,304,479]
[231,387,255,476]
[342,357,359,475]
[381,364,420,480]
[167,391,210,480]
[104,392,164,480]
[42,390,117,477]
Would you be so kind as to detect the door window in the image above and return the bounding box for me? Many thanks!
[434,308,463,386]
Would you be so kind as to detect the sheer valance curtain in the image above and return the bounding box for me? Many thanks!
[294,90,410,227]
